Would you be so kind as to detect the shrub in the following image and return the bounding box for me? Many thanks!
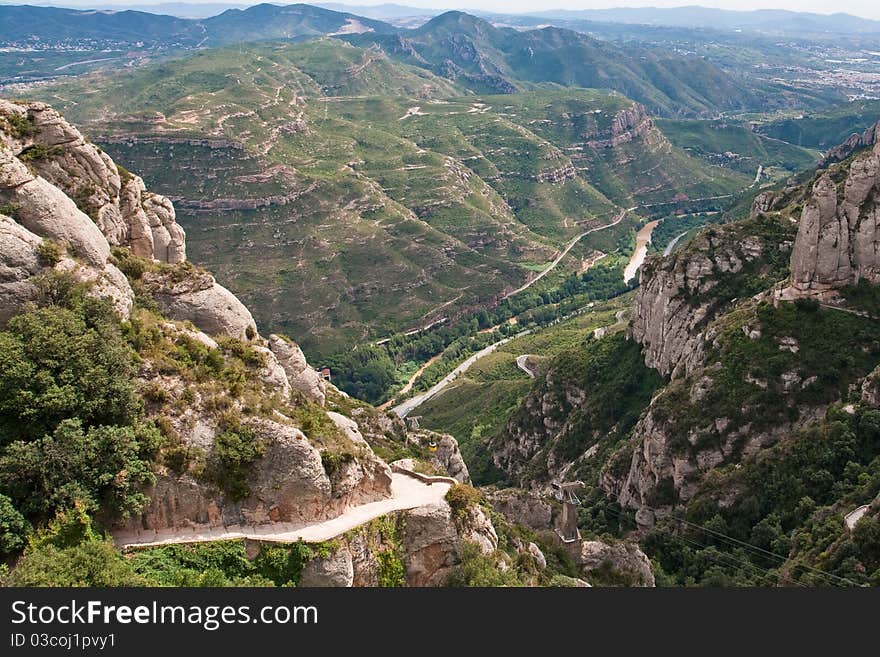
[377,549,406,587]
[4,539,145,586]
[18,143,64,162]
[445,483,483,518]
[445,542,522,587]
[205,421,265,501]
[1,111,37,138]
[320,450,354,477]
[0,494,31,558]
[253,541,313,586]
[36,239,63,267]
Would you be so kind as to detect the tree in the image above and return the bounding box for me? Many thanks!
[0,299,139,445]
[0,494,31,558]
[4,540,145,586]
[0,419,156,519]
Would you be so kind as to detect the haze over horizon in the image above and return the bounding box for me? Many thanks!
[2,0,880,21]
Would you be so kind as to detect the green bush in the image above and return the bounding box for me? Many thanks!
[377,549,406,587]
[253,541,313,586]
[36,239,63,266]
[445,483,483,518]
[0,299,140,446]
[0,419,156,519]
[1,111,37,138]
[19,143,64,162]
[205,421,265,501]
[445,542,523,587]
[0,494,31,558]
[4,539,145,586]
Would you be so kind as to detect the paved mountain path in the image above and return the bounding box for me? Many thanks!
[113,473,450,548]
[516,354,538,378]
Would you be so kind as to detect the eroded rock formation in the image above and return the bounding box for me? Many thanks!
[790,143,880,297]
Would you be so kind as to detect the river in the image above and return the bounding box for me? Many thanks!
[623,220,660,284]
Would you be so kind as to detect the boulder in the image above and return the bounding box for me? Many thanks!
[268,334,326,405]
[403,502,461,586]
[299,546,355,587]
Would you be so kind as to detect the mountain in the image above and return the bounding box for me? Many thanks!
[527,7,880,36]
[0,3,396,46]
[0,5,195,44]
[348,11,769,116]
[0,99,656,587]
[28,37,755,359]
[464,125,880,586]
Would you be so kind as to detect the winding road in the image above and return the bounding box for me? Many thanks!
[516,354,538,378]
[392,330,531,417]
[663,231,689,256]
[113,473,450,548]
[503,210,628,300]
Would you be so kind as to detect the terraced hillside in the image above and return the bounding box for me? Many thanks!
[31,39,750,358]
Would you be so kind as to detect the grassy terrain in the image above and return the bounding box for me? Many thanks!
[417,294,633,475]
[28,40,752,358]
[657,118,819,181]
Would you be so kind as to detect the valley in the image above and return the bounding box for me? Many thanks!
[3,2,880,591]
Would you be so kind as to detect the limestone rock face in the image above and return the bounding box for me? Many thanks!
[820,120,880,166]
[456,505,498,555]
[586,103,662,149]
[601,370,828,515]
[299,547,355,587]
[429,433,470,483]
[485,488,554,531]
[789,144,880,296]
[145,267,256,339]
[790,174,853,294]
[629,226,771,378]
[1,149,110,267]
[129,414,394,531]
[0,100,185,262]
[0,151,134,322]
[571,540,655,587]
[268,334,327,405]
[403,502,461,587]
[0,214,44,324]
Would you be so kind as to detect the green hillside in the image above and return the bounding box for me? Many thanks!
[28,39,753,360]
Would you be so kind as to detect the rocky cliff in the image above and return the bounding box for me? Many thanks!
[586,103,662,150]
[0,101,415,535]
[629,215,795,378]
[788,140,880,297]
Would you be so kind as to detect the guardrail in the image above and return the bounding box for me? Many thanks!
[391,463,457,486]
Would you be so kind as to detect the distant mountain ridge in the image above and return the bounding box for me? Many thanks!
[525,6,880,35]
[0,3,395,45]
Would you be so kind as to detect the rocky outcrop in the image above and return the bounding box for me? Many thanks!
[570,540,655,587]
[485,488,555,531]
[629,223,774,378]
[268,334,327,405]
[790,145,880,297]
[0,100,185,263]
[1,147,111,267]
[299,546,355,587]
[586,103,661,149]
[0,213,45,324]
[403,501,462,587]
[0,147,134,322]
[129,415,392,530]
[144,266,257,340]
[820,121,880,166]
